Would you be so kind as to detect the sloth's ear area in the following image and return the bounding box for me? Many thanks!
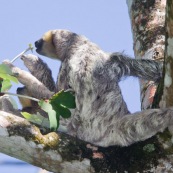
[42,30,53,42]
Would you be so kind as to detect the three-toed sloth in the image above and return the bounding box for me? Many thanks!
[18,30,173,147]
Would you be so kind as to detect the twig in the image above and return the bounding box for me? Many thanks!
[1,91,40,102]
[11,44,34,63]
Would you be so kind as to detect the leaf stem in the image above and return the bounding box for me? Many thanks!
[11,44,34,63]
[1,91,40,102]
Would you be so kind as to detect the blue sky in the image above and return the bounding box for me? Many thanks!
[0,1,140,172]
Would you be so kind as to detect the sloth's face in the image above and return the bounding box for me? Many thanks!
[35,29,79,61]
[35,30,58,59]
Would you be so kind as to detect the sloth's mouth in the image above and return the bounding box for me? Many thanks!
[35,47,40,52]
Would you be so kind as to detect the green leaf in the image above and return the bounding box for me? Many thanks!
[50,90,76,109]
[50,90,75,119]
[0,64,13,75]
[0,64,18,83]
[22,112,41,122]
[52,104,71,118]
[39,100,59,131]
[0,73,18,83]
[21,112,49,125]
[1,79,12,92]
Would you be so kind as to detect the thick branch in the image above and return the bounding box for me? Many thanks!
[2,110,173,172]
[3,60,53,99]
[0,111,93,173]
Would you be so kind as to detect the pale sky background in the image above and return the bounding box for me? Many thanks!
[0,1,140,172]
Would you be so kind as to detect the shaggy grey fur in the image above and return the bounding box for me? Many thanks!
[21,54,56,92]
[17,30,172,147]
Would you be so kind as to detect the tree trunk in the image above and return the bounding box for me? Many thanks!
[127,0,166,110]
[161,0,173,108]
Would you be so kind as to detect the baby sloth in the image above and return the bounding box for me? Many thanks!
[28,29,173,147]
[17,54,56,115]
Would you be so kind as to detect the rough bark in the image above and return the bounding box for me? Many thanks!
[0,111,95,173]
[127,0,166,110]
[161,0,173,108]
[1,110,173,173]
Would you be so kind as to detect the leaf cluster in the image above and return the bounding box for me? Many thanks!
[38,90,76,131]
[0,54,76,131]
[0,64,18,92]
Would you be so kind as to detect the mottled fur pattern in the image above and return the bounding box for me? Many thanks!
[16,54,55,115]
[21,54,56,92]
[21,29,172,147]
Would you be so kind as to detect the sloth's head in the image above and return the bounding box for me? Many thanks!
[35,30,57,59]
[17,87,33,108]
[35,30,79,61]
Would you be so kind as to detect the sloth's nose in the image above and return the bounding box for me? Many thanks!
[35,38,43,49]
